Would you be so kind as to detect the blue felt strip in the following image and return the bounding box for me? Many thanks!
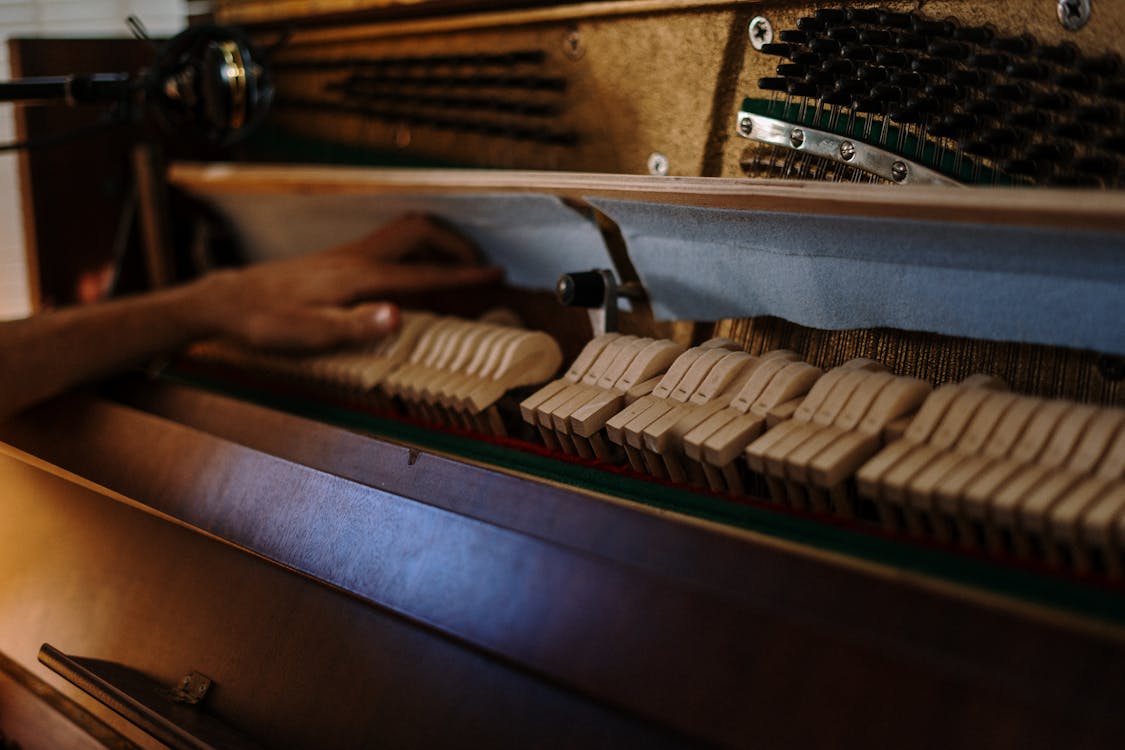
[203,192,610,291]
[589,198,1125,355]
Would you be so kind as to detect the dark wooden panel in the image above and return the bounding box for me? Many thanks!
[0,650,135,750]
[0,453,688,749]
[4,390,1125,748]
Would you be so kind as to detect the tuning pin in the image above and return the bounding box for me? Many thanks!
[1005,109,1049,128]
[787,81,820,97]
[879,11,912,29]
[1050,121,1095,141]
[912,57,949,75]
[842,44,876,61]
[1098,135,1125,154]
[857,64,889,82]
[876,50,913,68]
[987,82,1029,101]
[1030,91,1072,111]
[1000,158,1049,178]
[992,34,1035,54]
[796,16,826,32]
[1025,142,1074,162]
[1073,156,1120,178]
[1006,62,1051,82]
[1040,42,1079,64]
[912,17,954,37]
[814,8,849,25]
[949,69,987,87]
[821,90,853,106]
[1100,80,1125,101]
[1078,53,1121,77]
[1054,72,1098,93]
[776,63,808,78]
[827,27,860,43]
[870,84,905,102]
[758,77,790,92]
[889,71,924,88]
[852,97,886,114]
[859,29,894,45]
[847,8,880,23]
[895,32,928,51]
[927,41,970,60]
[937,112,977,134]
[807,69,837,86]
[965,99,1001,117]
[1047,173,1103,187]
[810,38,842,55]
[888,106,923,124]
[821,58,857,75]
[759,43,795,58]
[1076,105,1120,125]
[953,25,995,45]
[924,82,961,99]
[834,78,868,95]
[968,53,1009,71]
[906,96,941,115]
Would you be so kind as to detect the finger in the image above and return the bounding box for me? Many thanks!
[241,302,400,351]
[361,214,482,265]
[375,263,505,294]
[409,213,483,265]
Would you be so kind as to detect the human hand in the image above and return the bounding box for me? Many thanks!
[187,214,502,350]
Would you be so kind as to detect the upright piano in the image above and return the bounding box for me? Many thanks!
[3,1,1125,748]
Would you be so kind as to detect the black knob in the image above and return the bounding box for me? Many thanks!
[556,271,607,308]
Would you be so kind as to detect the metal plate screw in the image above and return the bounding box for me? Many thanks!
[647,152,670,176]
[840,141,856,161]
[563,26,585,60]
[891,160,909,182]
[738,117,754,137]
[790,128,805,148]
[748,16,774,50]
[1058,0,1092,31]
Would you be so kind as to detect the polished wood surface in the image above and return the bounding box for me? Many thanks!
[170,163,1125,234]
[4,386,1125,747]
[0,650,137,750]
[0,443,686,749]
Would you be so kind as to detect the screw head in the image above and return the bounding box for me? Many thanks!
[738,117,754,137]
[647,152,670,176]
[840,141,856,161]
[891,160,909,182]
[748,16,774,50]
[563,26,585,60]
[790,128,805,149]
[1058,0,1092,31]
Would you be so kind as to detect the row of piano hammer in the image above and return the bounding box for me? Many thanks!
[519,334,1125,577]
[189,311,563,436]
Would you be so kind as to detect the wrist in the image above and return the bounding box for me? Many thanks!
[162,271,240,342]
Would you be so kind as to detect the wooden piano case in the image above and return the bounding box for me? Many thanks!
[4,1,1125,748]
[4,376,1125,749]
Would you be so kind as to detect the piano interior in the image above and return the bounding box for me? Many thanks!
[3,1,1125,748]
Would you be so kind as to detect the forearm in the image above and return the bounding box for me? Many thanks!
[0,215,497,420]
[0,282,216,420]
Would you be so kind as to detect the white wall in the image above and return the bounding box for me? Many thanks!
[0,0,189,319]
